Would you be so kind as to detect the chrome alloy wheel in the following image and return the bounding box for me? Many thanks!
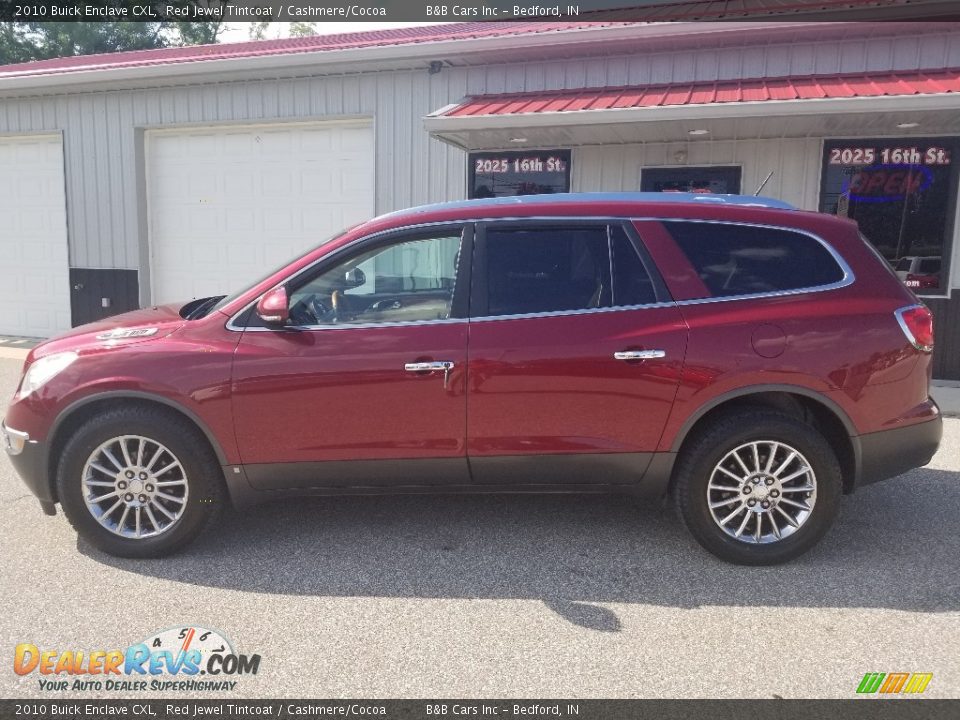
[707,441,817,544]
[81,435,189,539]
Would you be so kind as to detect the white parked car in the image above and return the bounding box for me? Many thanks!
[895,256,941,289]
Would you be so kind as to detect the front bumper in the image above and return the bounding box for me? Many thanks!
[1,421,28,455]
[2,420,55,514]
[855,414,943,489]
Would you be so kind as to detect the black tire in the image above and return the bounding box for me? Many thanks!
[57,406,225,558]
[673,409,841,565]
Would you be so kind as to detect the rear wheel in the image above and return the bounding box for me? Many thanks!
[57,406,225,558]
[673,410,841,565]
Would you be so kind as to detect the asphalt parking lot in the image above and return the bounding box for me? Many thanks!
[1,354,958,699]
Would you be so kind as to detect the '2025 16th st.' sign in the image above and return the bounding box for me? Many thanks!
[829,145,952,202]
[828,145,951,166]
[469,149,572,198]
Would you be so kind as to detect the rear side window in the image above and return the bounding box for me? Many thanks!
[664,222,846,299]
[481,224,659,317]
[485,226,611,316]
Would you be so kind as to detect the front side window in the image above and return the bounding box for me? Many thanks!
[663,222,846,300]
[481,224,657,317]
[287,233,462,326]
[212,229,351,314]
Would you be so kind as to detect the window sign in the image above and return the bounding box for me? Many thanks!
[469,150,571,198]
[820,138,958,295]
[641,166,742,194]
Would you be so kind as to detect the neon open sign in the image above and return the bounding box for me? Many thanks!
[842,164,935,203]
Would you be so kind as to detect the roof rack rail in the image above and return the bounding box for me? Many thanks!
[383,192,796,219]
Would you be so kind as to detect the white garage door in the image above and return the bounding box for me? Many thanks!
[0,135,71,337]
[147,121,374,304]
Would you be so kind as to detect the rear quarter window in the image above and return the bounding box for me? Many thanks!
[663,221,846,299]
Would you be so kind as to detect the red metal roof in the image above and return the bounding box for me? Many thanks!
[440,68,960,116]
[0,0,945,80]
[0,22,638,78]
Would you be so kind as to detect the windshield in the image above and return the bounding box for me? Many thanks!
[210,230,351,314]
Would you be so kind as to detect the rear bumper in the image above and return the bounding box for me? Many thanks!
[855,414,943,489]
[2,420,55,514]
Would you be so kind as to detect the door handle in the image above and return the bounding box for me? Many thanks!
[405,361,455,389]
[614,350,666,361]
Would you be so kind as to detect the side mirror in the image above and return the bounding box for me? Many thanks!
[344,267,366,288]
[255,286,289,326]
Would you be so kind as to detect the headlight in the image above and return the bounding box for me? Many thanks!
[19,352,78,398]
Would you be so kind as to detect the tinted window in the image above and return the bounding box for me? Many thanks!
[665,222,845,299]
[919,258,941,274]
[611,226,657,306]
[287,234,461,326]
[485,227,611,316]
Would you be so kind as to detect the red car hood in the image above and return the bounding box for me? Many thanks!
[27,304,187,362]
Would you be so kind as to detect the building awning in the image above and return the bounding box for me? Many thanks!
[425,68,960,150]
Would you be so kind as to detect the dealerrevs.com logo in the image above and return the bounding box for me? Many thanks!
[14,626,260,693]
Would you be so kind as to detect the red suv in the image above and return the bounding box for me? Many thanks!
[2,194,941,564]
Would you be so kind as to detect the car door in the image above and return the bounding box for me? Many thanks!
[231,225,472,489]
[466,220,688,485]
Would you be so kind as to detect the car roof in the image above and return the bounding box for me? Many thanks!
[343,190,843,247]
[377,192,795,222]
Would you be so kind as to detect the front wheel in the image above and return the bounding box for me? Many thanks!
[673,410,842,565]
[57,406,225,558]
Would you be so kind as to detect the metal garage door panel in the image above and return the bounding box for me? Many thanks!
[147,121,374,305]
[0,135,71,337]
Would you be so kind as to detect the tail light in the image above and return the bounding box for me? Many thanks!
[895,304,934,352]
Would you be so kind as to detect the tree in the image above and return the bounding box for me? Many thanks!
[175,20,224,47]
[0,2,228,65]
[289,22,318,38]
[0,22,32,65]
[248,21,273,41]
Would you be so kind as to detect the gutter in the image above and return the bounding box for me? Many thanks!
[423,93,960,132]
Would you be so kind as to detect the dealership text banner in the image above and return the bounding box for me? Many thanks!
[3,700,960,720]
[5,0,960,23]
